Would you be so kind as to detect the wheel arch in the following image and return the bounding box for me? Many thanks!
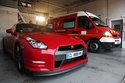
[14,41,25,73]
[87,38,100,45]
[14,41,24,59]
[2,38,7,53]
[87,38,102,52]
[2,37,8,49]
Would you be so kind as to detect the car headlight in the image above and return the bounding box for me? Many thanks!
[26,37,47,49]
[103,31,112,37]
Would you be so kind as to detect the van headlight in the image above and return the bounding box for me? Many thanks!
[103,31,112,37]
[26,37,47,49]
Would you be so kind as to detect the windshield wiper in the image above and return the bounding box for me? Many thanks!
[97,25,108,27]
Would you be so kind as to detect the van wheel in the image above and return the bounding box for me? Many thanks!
[2,39,7,54]
[15,44,24,73]
[88,40,101,53]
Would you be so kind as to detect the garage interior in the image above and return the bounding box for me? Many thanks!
[0,0,125,83]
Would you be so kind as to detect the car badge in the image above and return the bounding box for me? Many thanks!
[71,45,74,49]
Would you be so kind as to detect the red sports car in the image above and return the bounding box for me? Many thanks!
[3,23,88,76]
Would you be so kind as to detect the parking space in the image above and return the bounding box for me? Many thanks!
[0,48,125,83]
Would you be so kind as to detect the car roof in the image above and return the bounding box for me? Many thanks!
[16,23,46,27]
[17,23,38,26]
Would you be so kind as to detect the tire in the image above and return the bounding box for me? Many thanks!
[15,43,24,73]
[88,40,101,53]
[2,39,7,54]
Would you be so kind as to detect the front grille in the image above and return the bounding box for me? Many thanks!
[58,44,84,51]
[55,44,86,68]
[55,54,66,61]
[113,35,119,38]
[55,56,84,68]
[63,56,84,64]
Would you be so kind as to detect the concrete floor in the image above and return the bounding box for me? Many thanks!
[0,48,125,83]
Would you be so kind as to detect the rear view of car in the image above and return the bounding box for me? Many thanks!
[3,23,88,76]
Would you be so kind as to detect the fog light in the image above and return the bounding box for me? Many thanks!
[32,61,46,64]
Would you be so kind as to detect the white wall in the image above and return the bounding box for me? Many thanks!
[0,6,18,50]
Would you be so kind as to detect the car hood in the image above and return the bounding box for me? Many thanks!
[97,26,120,35]
[22,32,83,48]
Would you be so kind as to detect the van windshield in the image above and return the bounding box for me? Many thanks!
[90,16,108,27]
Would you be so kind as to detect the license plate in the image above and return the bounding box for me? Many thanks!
[66,51,83,59]
[115,40,121,44]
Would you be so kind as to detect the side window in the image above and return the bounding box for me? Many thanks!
[63,18,75,28]
[15,24,21,32]
[78,16,93,29]
[47,19,53,29]
[15,24,24,32]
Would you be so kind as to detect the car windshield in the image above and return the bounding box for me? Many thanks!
[90,16,108,27]
[16,24,53,33]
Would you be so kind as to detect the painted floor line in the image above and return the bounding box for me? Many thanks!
[121,75,125,83]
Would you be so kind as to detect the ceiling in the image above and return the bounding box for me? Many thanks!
[0,0,96,16]
[20,0,96,8]
[41,0,96,6]
[18,0,96,14]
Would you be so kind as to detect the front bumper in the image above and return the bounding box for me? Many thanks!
[100,37,114,49]
[26,60,88,76]
[22,44,88,76]
[114,38,121,45]
[101,42,114,49]
[100,37,121,49]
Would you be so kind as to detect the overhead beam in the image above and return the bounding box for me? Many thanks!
[18,6,48,15]
[35,0,65,9]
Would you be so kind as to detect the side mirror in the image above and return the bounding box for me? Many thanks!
[6,29,13,34]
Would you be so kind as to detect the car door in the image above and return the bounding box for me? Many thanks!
[76,16,95,41]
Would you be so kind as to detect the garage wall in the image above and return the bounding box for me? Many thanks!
[52,0,108,22]
[108,0,125,19]
[0,6,18,50]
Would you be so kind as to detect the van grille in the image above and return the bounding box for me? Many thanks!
[113,35,119,38]
[55,44,86,68]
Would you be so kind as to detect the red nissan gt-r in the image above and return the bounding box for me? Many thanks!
[3,23,88,76]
